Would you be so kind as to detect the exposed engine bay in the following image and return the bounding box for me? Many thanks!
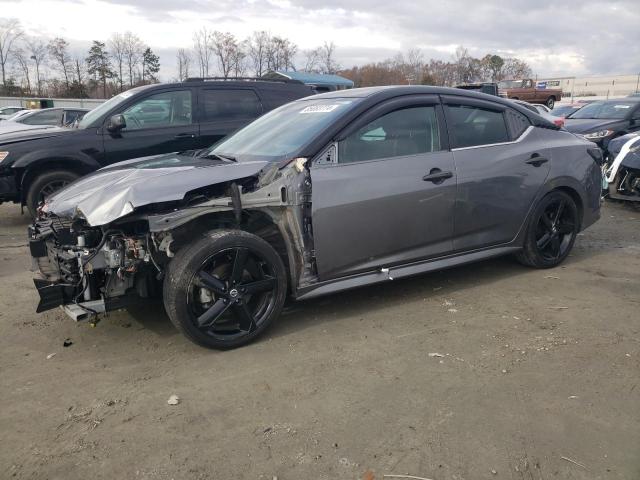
[605,135,640,202]
[29,158,315,321]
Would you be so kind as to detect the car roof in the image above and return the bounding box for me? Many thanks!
[298,85,552,124]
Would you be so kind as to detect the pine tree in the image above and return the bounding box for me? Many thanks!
[142,47,160,83]
[86,41,114,98]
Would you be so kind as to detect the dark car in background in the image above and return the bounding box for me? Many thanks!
[0,78,314,215]
[0,107,89,130]
[30,86,602,349]
[551,102,591,118]
[563,98,640,154]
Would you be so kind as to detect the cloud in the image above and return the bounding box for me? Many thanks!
[2,0,638,77]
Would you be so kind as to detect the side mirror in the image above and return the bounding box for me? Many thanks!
[107,114,126,132]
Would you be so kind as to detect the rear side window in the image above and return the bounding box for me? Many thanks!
[339,106,441,163]
[505,109,531,139]
[446,105,509,148]
[201,89,261,122]
[21,110,62,125]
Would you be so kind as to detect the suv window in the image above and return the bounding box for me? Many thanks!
[122,90,192,130]
[446,105,509,148]
[201,89,261,122]
[21,110,62,125]
[338,106,441,164]
[64,110,85,126]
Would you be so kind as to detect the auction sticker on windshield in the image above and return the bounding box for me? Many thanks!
[300,105,341,113]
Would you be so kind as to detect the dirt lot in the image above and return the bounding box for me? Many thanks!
[1,201,639,480]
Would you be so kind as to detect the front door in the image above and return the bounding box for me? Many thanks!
[442,97,551,251]
[311,101,457,281]
[103,89,198,165]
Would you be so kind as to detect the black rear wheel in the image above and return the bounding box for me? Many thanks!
[163,229,287,349]
[517,191,579,268]
[546,96,556,109]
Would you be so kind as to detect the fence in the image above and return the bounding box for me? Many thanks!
[0,96,105,109]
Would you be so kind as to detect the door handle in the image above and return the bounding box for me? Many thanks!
[174,133,196,139]
[526,153,548,167]
[423,169,453,183]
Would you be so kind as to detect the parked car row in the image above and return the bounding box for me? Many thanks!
[0,78,314,215]
[26,84,603,349]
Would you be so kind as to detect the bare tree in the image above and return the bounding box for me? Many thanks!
[266,36,297,72]
[319,41,340,74]
[303,47,321,72]
[193,27,213,77]
[25,37,46,95]
[48,37,73,89]
[246,31,270,76]
[176,48,191,81]
[123,32,144,86]
[0,19,23,88]
[109,33,127,92]
[211,31,242,78]
[13,47,31,93]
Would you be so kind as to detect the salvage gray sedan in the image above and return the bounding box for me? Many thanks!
[29,86,603,349]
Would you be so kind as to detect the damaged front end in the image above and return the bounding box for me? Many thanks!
[605,135,640,202]
[29,156,315,322]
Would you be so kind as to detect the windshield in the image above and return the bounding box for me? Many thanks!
[77,88,142,128]
[568,101,636,119]
[208,98,359,162]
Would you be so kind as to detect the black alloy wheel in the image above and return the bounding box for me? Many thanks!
[188,247,278,341]
[163,230,287,349]
[517,190,579,268]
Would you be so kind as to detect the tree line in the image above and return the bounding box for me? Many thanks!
[0,19,160,98]
[1,17,534,100]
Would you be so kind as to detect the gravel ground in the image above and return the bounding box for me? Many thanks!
[1,201,639,480]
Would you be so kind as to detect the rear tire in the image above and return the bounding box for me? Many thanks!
[26,170,79,218]
[163,229,287,349]
[516,190,579,268]
[545,96,555,109]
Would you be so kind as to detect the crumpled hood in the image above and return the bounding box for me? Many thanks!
[45,152,269,226]
[563,118,624,134]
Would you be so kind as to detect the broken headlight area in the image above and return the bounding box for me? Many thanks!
[30,216,163,318]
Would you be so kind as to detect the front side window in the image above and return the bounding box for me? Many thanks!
[201,89,261,122]
[338,106,441,164]
[446,105,509,148]
[122,90,192,130]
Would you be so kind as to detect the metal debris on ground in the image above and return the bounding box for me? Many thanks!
[46,353,56,359]
[428,353,444,358]
[561,456,588,469]
[167,394,180,405]
[63,339,73,347]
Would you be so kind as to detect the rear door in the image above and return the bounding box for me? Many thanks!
[442,95,551,251]
[311,96,457,280]
[195,88,263,150]
[103,88,198,164]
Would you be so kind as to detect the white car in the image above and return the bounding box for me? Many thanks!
[0,106,26,121]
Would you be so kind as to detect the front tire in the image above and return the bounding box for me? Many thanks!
[517,191,579,268]
[163,229,288,349]
[26,170,79,218]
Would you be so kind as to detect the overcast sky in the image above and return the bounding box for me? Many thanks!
[2,0,639,80]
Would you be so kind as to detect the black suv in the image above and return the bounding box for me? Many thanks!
[0,78,314,215]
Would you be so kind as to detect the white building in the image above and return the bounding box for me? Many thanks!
[537,74,640,101]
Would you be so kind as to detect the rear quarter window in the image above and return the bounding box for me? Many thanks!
[505,108,531,139]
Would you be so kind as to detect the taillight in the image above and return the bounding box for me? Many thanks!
[554,118,565,128]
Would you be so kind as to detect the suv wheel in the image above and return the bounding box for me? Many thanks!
[546,96,556,109]
[163,229,288,349]
[516,190,579,268]
[26,170,79,217]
